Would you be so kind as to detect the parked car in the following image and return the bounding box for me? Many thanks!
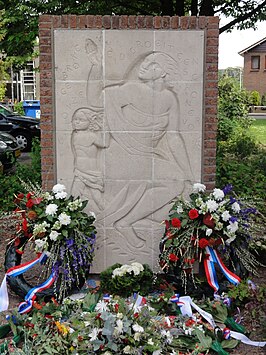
[0,104,40,151]
[0,132,21,171]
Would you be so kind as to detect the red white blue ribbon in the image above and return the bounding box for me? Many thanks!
[18,270,57,314]
[0,253,48,312]
[177,296,266,347]
[204,246,241,292]
[170,294,185,307]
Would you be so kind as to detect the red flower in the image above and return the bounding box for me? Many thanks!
[169,253,179,262]
[188,209,199,220]
[199,238,209,249]
[171,218,181,228]
[31,197,43,205]
[26,192,34,200]
[203,213,215,228]
[26,199,34,208]
[22,218,28,233]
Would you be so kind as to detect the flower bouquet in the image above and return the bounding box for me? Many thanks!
[159,183,260,293]
[100,262,154,297]
[4,182,96,305]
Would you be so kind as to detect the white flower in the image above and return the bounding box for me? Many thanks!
[42,192,54,201]
[49,230,60,241]
[52,183,66,194]
[132,323,144,333]
[232,202,241,213]
[95,300,109,312]
[147,338,154,345]
[131,262,144,272]
[212,188,224,201]
[89,211,96,220]
[206,199,218,212]
[192,183,206,193]
[222,210,231,222]
[55,191,68,199]
[33,221,50,237]
[215,222,223,230]
[161,330,173,344]
[45,203,58,216]
[58,212,71,226]
[206,228,213,236]
[84,321,90,327]
[176,205,184,213]
[114,319,123,334]
[123,346,133,354]
[35,238,47,250]
[68,199,82,211]
[152,351,161,355]
[134,332,141,341]
[117,313,124,319]
[88,327,100,341]
[227,221,239,234]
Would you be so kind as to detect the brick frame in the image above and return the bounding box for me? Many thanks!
[39,15,219,191]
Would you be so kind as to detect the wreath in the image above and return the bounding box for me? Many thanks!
[2,183,96,312]
[159,183,260,294]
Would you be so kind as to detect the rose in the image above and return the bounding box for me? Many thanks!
[199,238,209,249]
[203,213,215,228]
[171,218,181,228]
[169,253,179,262]
[188,209,199,220]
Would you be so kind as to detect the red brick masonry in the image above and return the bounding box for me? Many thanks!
[39,15,219,190]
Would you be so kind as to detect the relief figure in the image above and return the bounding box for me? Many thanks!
[72,40,195,254]
[70,108,109,212]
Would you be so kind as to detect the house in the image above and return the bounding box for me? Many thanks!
[239,36,266,97]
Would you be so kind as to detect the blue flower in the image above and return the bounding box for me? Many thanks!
[222,184,233,195]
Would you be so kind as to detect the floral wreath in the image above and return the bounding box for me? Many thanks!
[159,183,260,293]
[2,183,96,313]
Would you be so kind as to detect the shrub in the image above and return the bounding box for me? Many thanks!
[0,138,41,212]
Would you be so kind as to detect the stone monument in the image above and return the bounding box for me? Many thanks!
[39,16,219,272]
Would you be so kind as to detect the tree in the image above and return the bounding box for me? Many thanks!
[0,10,9,100]
[0,0,265,63]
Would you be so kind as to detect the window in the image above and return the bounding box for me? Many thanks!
[251,56,260,70]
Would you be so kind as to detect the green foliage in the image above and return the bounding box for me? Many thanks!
[14,101,25,115]
[217,75,252,141]
[0,139,41,212]
[261,93,266,106]
[217,76,266,205]
[1,0,265,61]
[249,90,261,106]
[227,280,266,307]
[249,119,266,145]
[100,263,154,297]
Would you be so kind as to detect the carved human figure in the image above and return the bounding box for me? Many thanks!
[70,108,109,212]
[72,41,195,255]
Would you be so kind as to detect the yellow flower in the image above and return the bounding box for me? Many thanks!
[55,321,69,336]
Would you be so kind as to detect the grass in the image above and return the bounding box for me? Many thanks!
[249,119,266,145]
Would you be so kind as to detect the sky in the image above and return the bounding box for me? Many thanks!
[218,20,266,69]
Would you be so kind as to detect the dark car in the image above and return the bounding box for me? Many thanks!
[0,104,40,151]
[0,132,21,171]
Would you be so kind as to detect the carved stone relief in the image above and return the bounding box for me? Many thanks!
[54,29,205,271]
